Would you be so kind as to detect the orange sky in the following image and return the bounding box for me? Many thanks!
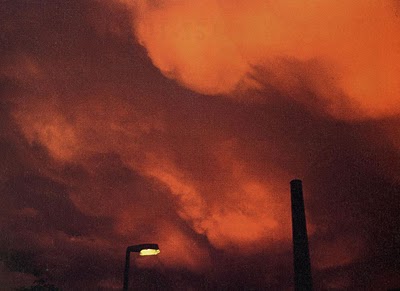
[0,0,399,289]
[129,0,400,118]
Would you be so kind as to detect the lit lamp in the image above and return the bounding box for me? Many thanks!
[123,243,160,290]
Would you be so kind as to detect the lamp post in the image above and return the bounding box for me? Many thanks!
[123,243,160,291]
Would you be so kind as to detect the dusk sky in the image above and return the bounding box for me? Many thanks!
[1,0,399,289]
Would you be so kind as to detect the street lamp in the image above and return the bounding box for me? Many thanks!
[123,243,160,290]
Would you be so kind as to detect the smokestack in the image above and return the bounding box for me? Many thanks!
[290,179,313,291]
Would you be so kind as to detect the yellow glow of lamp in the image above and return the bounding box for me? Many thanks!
[139,248,161,256]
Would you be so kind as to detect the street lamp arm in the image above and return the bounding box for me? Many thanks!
[123,243,160,290]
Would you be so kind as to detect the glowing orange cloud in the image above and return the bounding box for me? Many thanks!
[13,102,79,161]
[125,0,250,94]
[125,0,400,118]
[11,96,292,266]
[2,0,399,287]
[142,139,293,252]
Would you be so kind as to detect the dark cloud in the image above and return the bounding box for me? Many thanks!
[0,0,399,289]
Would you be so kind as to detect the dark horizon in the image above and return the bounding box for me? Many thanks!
[1,0,399,289]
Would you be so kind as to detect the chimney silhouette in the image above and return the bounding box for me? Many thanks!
[290,179,313,291]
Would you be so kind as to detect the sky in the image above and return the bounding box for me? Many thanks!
[0,0,399,289]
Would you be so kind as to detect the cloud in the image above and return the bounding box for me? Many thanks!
[0,0,399,289]
[127,0,400,118]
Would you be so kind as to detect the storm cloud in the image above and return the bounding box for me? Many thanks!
[0,0,399,289]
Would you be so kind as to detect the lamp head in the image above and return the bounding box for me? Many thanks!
[139,248,161,256]
[127,243,160,256]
